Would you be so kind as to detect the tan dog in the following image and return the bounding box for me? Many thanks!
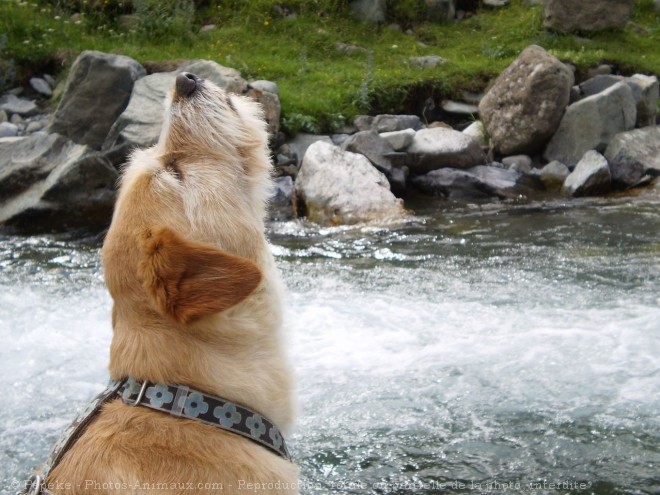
[49,73,298,493]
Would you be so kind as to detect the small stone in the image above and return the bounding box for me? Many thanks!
[483,0,509,6]
[335,43,367,55]
[428,121,453,129]
[26,120,45,133]
[0,110,7,123]
[502,155,532,173]
[199,24,217,33]
[10,113,23,124]
[30,77,53,97]
[538,160,570,190]
[462,121,488,148]
[0,122,18,138]
[409,56,448,69]
[562,150,611,197]
[43,74,56,87]
[380,129,416,151]
[0,94,39,117]
[441,100,479,115]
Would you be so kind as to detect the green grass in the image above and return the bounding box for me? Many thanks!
[1,0,659,133]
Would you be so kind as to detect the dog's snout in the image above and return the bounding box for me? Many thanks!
[175,72,200,98]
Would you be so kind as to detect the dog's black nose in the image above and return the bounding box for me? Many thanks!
[176,72,199,97]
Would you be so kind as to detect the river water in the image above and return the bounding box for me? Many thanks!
[1,192,659,495]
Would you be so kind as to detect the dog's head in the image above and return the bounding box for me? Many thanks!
[102,73,272,326]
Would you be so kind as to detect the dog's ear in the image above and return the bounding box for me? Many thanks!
[138,227,262,324]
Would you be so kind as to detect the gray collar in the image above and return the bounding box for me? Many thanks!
[119,376,291,460]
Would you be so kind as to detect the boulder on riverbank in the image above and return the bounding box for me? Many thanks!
[544,82,637,167]
[0,134,117,232]
[479,45,574,155]
[341,130,407,196]
[295,141,405,225]
[543,0,635,33]
[406,127,486,174]
[50,51,146,150]
[605,126,660,189]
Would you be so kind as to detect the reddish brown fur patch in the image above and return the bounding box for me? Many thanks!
[139,227,262,324]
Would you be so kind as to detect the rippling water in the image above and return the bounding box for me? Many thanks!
[1,193,659,495]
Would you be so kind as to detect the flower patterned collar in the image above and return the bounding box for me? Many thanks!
[119,377,291,460]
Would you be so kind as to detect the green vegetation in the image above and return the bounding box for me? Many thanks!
[1,0,659,133]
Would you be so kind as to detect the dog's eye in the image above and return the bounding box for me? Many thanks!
[166,158,182,181]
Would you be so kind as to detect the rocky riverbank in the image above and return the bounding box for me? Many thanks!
[0,44,658,232]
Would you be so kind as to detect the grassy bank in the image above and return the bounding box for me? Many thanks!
[2,0,659,133]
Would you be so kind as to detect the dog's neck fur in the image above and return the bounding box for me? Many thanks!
[102,152,293,433]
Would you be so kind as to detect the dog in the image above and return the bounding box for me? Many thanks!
[47,73,298,494]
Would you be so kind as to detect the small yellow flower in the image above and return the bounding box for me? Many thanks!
[264,20,269,27]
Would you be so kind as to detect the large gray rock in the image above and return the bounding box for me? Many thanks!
[412,165,540,200]
[50,51,146,150]
[406,127,486,174]
[0,133,117,232]
[576,74,659,128]
[543,0,635,33]
[295,141,405,225]
[102,72,176,160]
[544,82,636,167]
[604,126,660,189]
[479,45,574,155]
[341,130,406,195]
[561,151,612,197]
